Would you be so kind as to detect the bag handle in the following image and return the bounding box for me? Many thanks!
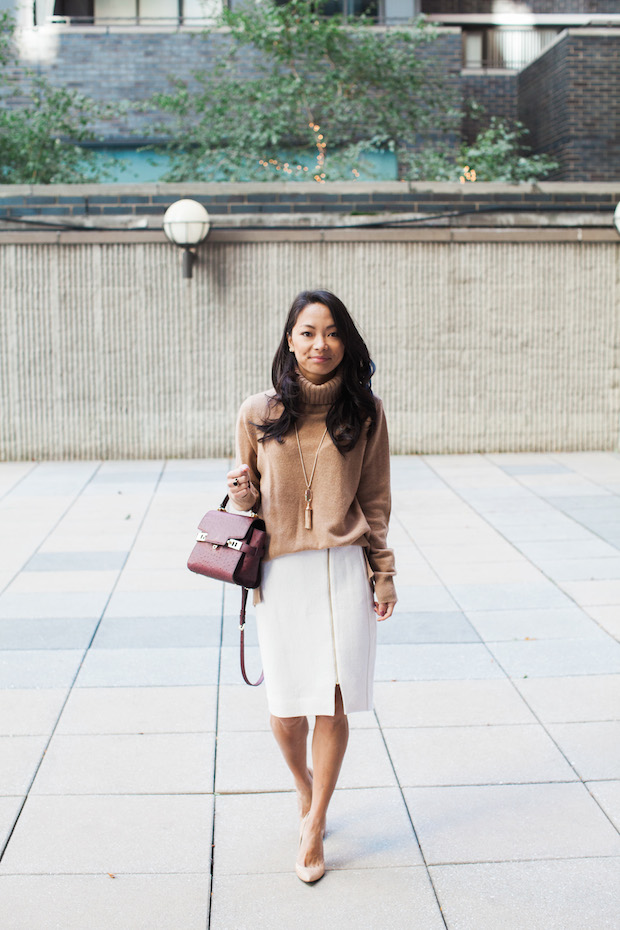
[239,587,264,687]
[220,493,259,519]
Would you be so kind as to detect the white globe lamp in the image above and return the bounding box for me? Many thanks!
[163,199,211,279]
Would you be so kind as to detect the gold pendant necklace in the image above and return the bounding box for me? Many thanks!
[294,424,328,530]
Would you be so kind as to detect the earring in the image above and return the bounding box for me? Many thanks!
[289,348,295,353]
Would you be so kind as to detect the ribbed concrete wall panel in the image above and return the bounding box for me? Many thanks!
[1,240,618,458]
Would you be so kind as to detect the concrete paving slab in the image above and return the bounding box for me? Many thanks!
[22,551,129,572]
[39,533,138,553]
[0,618,99,651]
[0,689,68,736]
[584,605,620,639]
[221,614,259,646]
[586,781,620,831]
[0,873,211,930]
[103,589,221,618]
[30,732,215,795]
[464,607,607,642]
[487,638,620,678]
[430,857,620,930]
[7,571,119,594]
[0,796,23,849]
[91,616,222,649]
[214,787,423,877]
[435,561,547,585]
[545,722,620,781]
[74,647,220,688]
[0,650,84,689]
[384,723,576,787]
[514,675,620,722]
[403,782,620,864]
[115,569,216,592]
[55,685,218,735]
[0,736,49,794]
[0,592,109,620]
[216,683,273,732]
[210,866,445,930]
[374,680,536,728]
[375,643,505,681]
[557,579,620,607]
[219,644,264,687]
[383,584,460,612]
[497,464,572,475]
[377,611,481,644]
[0,794,213,874]
[215,728,396,794]
[420,542,525,564]
[511,538,620,561]
[482,518,594,542]
[537,557,620,581]
[446,582,575,612]
[1,453,619,929]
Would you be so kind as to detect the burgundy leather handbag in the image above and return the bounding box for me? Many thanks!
[187,495,266,686]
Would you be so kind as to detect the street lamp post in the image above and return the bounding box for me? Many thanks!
[163,199,211,279]
[614,202,620,238]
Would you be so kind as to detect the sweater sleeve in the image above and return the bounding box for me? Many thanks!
[234,397,261,511]
[356,398,397,604]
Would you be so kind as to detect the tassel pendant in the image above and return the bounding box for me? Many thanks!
[304,489,313,530]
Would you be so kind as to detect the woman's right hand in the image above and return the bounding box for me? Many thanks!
[227,464,258,510]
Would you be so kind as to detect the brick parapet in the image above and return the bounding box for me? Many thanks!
[0,183,618,224]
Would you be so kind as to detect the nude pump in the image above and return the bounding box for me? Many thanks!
[295,814,325,884]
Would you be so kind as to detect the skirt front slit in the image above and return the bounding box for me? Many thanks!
[255,545,376,718]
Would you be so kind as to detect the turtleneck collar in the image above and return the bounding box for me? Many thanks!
[296,369,343,408]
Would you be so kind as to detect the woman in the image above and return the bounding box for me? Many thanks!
[227,289,396,883]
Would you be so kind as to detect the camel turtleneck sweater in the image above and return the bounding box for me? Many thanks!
[235,370,397,604]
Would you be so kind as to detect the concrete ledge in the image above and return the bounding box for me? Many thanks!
[0,226,617,244]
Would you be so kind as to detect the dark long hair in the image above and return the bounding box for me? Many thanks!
[258,290,377,453]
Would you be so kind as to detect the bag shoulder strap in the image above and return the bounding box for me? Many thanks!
[239,587,264,687]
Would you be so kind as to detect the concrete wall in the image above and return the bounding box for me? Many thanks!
[1,214,618,459]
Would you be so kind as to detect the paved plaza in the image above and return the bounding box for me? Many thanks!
[0,452,619,929]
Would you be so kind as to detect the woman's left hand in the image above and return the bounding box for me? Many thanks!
[374,602,395,621]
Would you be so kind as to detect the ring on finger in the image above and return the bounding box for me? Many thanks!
[232,478,239,487]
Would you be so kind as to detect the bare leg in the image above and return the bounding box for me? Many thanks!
[270,713,313,818]
[298,686,349,873]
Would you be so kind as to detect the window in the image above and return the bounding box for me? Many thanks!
[47,0,220,25]
[462,28,560,70]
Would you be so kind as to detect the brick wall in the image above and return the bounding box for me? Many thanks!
[10,27,462,140]
[518,30,620,181]
[461,72,518,143]
[422,1,620,13]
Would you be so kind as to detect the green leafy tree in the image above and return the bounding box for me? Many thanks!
[147,0,460,182]
[407,117,559,183]
[0,12,111,183]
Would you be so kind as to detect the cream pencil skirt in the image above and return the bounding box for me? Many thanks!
[255,545,377,718]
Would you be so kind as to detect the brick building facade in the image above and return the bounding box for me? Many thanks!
[518,29,620,181]
[3,0,620,180]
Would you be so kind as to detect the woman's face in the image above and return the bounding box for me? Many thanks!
[287,302,345,385]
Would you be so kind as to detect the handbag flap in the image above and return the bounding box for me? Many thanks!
[197,509,255,547]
